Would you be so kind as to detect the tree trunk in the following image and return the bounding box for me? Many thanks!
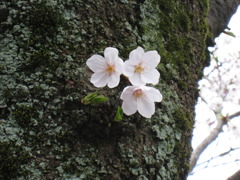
[227,169,240,180]
[208,0,240,39]
[0,0,213,179]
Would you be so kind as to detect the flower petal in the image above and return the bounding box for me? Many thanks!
[137,98,155,118]
[120,86,136,100]
[120,86,138,115]
[123,60,135,77]
[86,55,106,72]
[90,72,109,87]
[114,58,124,74]
[107,72,120,88]
[129,73,146,86]
[142,50,160,68]
[146,87,163,102]
[141,68,160,85]
[122,100,137,115]
[104,47,119,64]
[129,47,145,64]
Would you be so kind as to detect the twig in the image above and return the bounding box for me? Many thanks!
[189,111,240,173]
[191,159,240,175]
[195,147,240,168]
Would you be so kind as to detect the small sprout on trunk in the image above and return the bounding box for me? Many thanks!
[114,106,123,122]
[81,91,109,104]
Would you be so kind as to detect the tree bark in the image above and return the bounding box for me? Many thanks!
[227,169,240,180]
[0,0,237,179]
[208,0,240,40]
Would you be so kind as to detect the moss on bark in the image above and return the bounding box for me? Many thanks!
[0,0,209,179]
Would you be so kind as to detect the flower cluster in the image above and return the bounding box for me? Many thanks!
[86,47,162,118]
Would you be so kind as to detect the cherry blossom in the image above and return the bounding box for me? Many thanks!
[123,47,160,86]
[120,85,162,118]
[86,47,123,88]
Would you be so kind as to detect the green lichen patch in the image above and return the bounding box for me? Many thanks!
[0,0,210,179]
[173,107,193,132]
[0,142,31,179]
[13,105,39,128]
[172,142,191,179]
[23,49,60,72]
[28,1,64,37]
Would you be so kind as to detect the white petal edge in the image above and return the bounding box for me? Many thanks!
[141,68,160,85]
[129,73,146,86]
[137,98,155,118]
[104,47,119,64]
[142,51,160,68]
[129,47,145,65]
[123,60,135,77]
[114,58,124,74]
[107,72,120,88]
[86,55,106,72]
[147,87,163,102]
[90,72,109,87]
[122,98,138,116]
[120,86,136,100]
[120,86,138,115]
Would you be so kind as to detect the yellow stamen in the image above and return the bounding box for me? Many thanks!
[106,64,115,75]
[133,89,144,98]
[134,63,144,74]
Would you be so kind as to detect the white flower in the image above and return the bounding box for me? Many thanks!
[86,47,123,88]
[120,85,162,118]
[123,47,160,86]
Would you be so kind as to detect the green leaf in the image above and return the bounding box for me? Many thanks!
[223,31,236,38]
[81,92,109,104]
[213,56,219,63]
[114,106,123,122]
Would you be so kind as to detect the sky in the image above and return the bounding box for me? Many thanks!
[188,5,240,180]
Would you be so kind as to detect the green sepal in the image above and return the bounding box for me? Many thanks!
[114,106,123,122]
[81,92,109,104]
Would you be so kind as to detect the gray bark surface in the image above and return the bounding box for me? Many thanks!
[208,0,240,39]
[0,0,238,179]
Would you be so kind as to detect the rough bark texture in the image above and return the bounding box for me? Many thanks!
[208,0,240,39]
[0,0,209,179]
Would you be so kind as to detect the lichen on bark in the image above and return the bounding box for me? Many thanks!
[0,0,209,179]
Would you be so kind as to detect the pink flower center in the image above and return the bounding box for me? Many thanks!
[134,63,144,74]
[106,64,115,75]
[133,89,144,99]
